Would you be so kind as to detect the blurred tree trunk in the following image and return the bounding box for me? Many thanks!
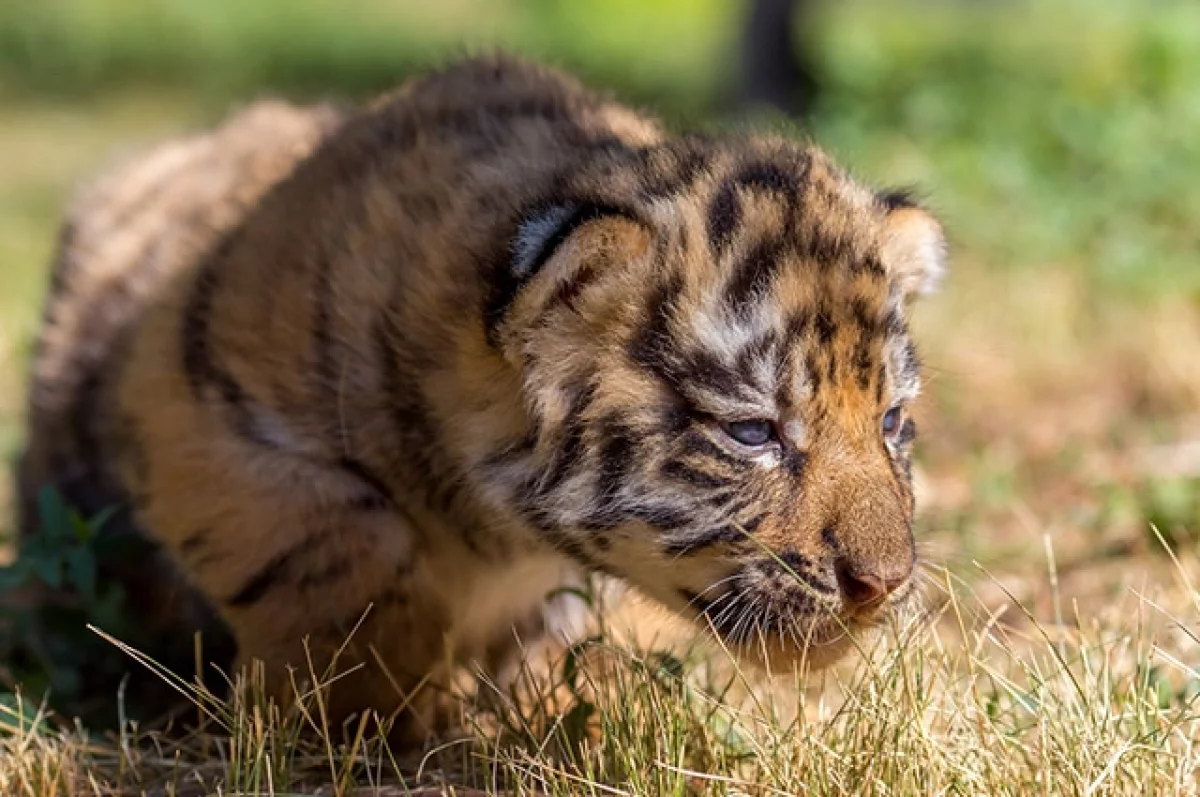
[739,0,819,117]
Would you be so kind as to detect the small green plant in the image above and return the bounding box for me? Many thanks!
[1141,476,1200,553]
[0,486,154,727]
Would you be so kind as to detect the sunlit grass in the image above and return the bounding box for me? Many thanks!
[0,550,1196,795]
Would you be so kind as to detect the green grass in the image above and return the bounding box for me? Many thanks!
[0,0,1198,794]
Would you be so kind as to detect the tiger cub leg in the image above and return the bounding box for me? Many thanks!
[129,438,451,733]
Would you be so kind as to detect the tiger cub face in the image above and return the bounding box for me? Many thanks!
[493,139,945,669]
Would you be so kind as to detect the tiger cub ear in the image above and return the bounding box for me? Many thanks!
[511,201,644,282]
[488,200,649,348]
[877,191,948,300]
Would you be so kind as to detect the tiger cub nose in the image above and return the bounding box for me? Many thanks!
[834,557,911,611]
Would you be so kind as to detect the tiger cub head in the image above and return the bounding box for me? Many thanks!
[491,137,946,670]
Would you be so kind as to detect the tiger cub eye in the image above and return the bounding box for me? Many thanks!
[881,406,905,439]
[721,419,777,448]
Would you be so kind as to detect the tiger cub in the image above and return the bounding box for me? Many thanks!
[16,55,946,736]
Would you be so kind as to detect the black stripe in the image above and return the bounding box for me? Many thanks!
[638,140,710,200]
[663,524,751,558]
[216,380,265,444]
[349,493,390,512]
[775,549,814,573]
[678,587,713,612]
[547,263,598,313]
[180,529,209,554]
[177,525,227,570]
[595,416,635,501]
[821,524,839,550]
[182,250,225,400]
[180,242,277,447]
[540,380,596,493]
[784,310,810,342]
[573,417,638,533]
[374,316,472,528]
[802,228,855,268]
[732,514,761,535]
[706,181,741,254]
[662,459,730,490]
[628,273,682,373]
[372,314,458,514]
[539,528,609,573]
[709,159,810,257]
[227,545,301,606]
[850,298,880,337]
[900,340,921,382]
[375,582,410,607]
[722,496,754,518]
[312,259,336,401]
[734,331,778,393]
[857,252,887,280]
[853,333,874,392]
[681,433,747,470]
[658,397,691,436]
[339,456,393,500]
[678,350,748,401]
[804,351,822,394]
[339,456,395,510]
[518,499,558,534]
[524,202,640,284]
[60,280,140,474]
[724,238,784,314]
[734,161,806,199]
[629,504,691,530]
[813,307,836,346]
[480,433,537,474]
[782,447,809,477]
[703,490,737,508]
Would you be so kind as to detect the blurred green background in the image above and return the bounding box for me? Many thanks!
[4,0,1200,309]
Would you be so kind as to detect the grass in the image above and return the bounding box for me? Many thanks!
[1,0,1198,793]
[1,562,1197,794]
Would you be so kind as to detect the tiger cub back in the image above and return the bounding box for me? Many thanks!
[15,99,343,706]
